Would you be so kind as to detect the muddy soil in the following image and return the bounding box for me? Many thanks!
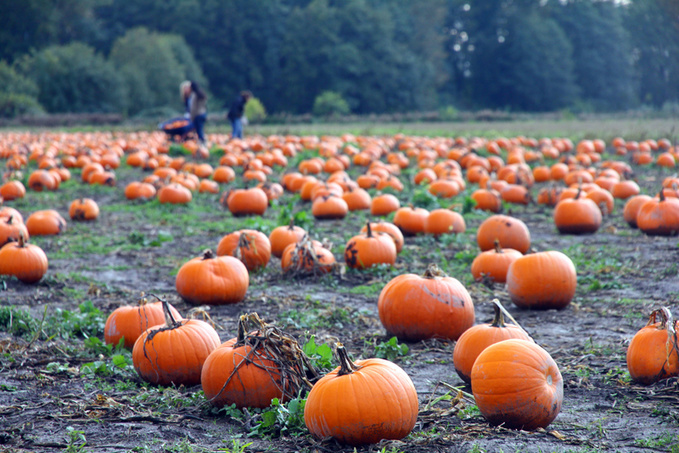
[1,141,679,453]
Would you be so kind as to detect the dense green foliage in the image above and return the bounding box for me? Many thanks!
[0,0,677,117]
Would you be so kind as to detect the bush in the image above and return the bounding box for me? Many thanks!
[0,92,44,118]
[17,43,125,114]
[245,97,267,123]
[109,28,208,116]
[312,91,350,117]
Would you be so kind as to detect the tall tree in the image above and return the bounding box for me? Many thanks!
[624,0,679,107]
[552,0,636,111]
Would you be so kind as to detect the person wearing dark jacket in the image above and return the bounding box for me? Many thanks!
[227,91,251,139]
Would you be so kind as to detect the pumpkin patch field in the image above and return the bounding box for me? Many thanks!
[1,129,679,452]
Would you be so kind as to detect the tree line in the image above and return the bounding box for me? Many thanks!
[0,0,677,118]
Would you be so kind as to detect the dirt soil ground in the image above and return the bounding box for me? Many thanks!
[1,134,679,453]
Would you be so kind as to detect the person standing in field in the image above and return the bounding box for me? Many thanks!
[227,91,252,140]
[181,80,209,154]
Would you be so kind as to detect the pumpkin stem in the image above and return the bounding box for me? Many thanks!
[490,299,532,338]
[493,239,502,254]
[335,343,359,376]
[659,189,666,202]
[423,264,447,279]
[17,230,26,248]
[287,217,295,230]
[575,187,582,200]
[201,249,216,260]
[365,221,373,238]
[490,299,506,327]
[149,293,180,327]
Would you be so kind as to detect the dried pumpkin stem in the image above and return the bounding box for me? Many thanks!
[490,299,531,338]
[659,190,666,202]
[335,343,359,376]
[493,239,502,253]
[148,293,180,327]
[201,249,215,260]
[423,264,447,279]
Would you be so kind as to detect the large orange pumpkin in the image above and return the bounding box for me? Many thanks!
[472,339,563,430]
[453,299,532,383]
[378,265,475,341]
[506,251,576,310]
[201,314,314,409]
[637,191,679,236]
[132,300,220,386]
[0,233,48,283]
[304,344,418,446]
[175,249,249,305]
[626,307,679,385]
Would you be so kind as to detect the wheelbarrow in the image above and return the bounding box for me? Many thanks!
[158,116,194,142]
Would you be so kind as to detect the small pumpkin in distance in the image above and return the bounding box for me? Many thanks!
[69,198,99,221]
[360,220,404,253]
[304,343,418,446]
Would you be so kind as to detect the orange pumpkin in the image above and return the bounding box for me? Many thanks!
[393,206,429,236]
[476,215,530,253]
[378,265,475,341]
[626,307,679,385]
[360,221,404,253]
[312,195,348,220]
[281,236,335,275]
[637,191,679,236]
[370,193,400,216]
[268,219,307,258]
[470,240,522,284]
[69,198,99,221]
[201,314,313,409]
[104,296,181,349]
[424,208,465,235]
[223,187,268,216]
[553,195,602,234]
[0,233,48,283]
[472,339,563,430]
[175,249,249,305]
[304,344,418,446]
[453,299,532,383]
[344,222,397,269]
[0,215,29,246]
[25,210,67,236]
[0,180,26,201]
[132,300,220,386]
[623,194,653,228]
[216,229,271,271]
[506,251,576,310]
